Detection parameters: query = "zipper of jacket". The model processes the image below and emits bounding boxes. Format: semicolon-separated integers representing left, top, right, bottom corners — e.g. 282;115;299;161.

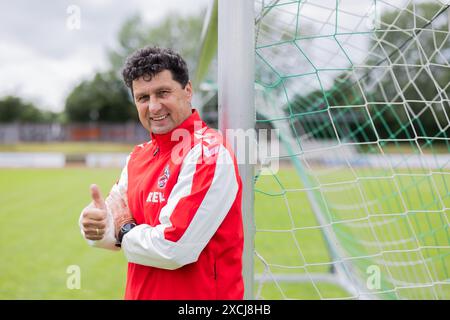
153;146;160;157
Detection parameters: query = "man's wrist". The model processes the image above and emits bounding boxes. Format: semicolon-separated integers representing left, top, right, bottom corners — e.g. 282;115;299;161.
115;217;135;238
115;221;137;247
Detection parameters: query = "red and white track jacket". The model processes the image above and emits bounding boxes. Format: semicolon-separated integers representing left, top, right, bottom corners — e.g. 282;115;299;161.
81;110;244;299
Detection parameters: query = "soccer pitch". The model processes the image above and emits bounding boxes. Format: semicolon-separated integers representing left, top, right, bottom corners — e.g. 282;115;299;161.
0;168;126;299
0;167;448;299
254;167;450;299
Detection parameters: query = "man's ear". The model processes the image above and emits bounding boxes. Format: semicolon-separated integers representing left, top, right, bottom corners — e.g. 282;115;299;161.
185;81;193;101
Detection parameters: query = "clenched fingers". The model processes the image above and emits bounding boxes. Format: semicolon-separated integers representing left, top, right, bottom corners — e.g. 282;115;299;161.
84;226;106;240
82;219;106;229
81;206;108;240
82;219;106;238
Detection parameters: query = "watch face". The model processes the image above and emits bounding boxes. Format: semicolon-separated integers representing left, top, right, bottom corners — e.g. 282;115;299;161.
122;223;135;233
119;223;136;243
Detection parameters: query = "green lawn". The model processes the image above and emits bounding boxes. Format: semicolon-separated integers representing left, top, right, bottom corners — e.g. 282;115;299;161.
254;166;450;299
0;166;448;299
0;141;447;155
0;168;126;299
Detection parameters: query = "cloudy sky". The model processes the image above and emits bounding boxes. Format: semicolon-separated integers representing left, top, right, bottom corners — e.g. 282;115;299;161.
0;0;211;111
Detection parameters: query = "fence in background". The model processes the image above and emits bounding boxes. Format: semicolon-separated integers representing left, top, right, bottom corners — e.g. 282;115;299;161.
0;123;149;143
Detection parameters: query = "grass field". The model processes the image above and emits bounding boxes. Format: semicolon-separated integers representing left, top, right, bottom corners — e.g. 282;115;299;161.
0;168;126;299
0;166;449;299
254;166;450;299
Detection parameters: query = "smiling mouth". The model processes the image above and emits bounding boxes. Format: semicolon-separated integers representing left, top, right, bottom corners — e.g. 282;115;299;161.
150;114;169;121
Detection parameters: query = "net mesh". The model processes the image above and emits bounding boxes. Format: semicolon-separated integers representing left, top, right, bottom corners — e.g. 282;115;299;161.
253;0;450;299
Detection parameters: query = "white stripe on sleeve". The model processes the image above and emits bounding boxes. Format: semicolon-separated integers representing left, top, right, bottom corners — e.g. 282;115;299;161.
121;144;239;269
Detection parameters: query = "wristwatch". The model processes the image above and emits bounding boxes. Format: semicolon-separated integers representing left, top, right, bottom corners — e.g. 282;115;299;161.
115;222;137;247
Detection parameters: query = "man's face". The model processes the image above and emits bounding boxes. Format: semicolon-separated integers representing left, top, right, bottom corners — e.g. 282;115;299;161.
132;70;193;135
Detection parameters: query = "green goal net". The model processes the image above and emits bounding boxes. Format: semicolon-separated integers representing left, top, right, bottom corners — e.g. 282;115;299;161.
253;0;450;299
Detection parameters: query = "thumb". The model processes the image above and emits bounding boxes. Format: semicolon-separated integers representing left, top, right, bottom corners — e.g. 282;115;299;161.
90;184;106;209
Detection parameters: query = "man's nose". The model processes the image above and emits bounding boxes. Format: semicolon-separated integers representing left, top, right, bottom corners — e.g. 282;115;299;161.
148;96;162;113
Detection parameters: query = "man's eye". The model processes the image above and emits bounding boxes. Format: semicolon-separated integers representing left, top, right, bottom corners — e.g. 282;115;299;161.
138;96;149;102
159;91;170;97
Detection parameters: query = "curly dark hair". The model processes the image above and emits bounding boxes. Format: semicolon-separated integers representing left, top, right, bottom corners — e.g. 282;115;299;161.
121;46;189;93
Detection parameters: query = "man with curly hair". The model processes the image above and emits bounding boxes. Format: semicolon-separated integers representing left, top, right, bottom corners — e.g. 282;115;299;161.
79;47;244;300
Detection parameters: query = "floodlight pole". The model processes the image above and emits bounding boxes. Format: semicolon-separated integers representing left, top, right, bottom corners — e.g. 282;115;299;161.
218;0;256;300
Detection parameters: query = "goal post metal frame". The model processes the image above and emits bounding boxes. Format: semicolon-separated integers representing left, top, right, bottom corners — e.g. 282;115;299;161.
218;0;256;300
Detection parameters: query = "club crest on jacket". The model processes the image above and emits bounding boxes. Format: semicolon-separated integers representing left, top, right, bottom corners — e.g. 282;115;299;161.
158;165;170;188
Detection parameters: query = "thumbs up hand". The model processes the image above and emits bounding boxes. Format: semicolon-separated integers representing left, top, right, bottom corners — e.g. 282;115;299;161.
80;184;108;241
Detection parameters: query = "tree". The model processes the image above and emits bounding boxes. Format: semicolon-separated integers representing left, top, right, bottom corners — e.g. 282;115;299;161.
65;71;136;123
365;2;450;139
108;12;205;80
287;2;450;142
0;96;57;123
